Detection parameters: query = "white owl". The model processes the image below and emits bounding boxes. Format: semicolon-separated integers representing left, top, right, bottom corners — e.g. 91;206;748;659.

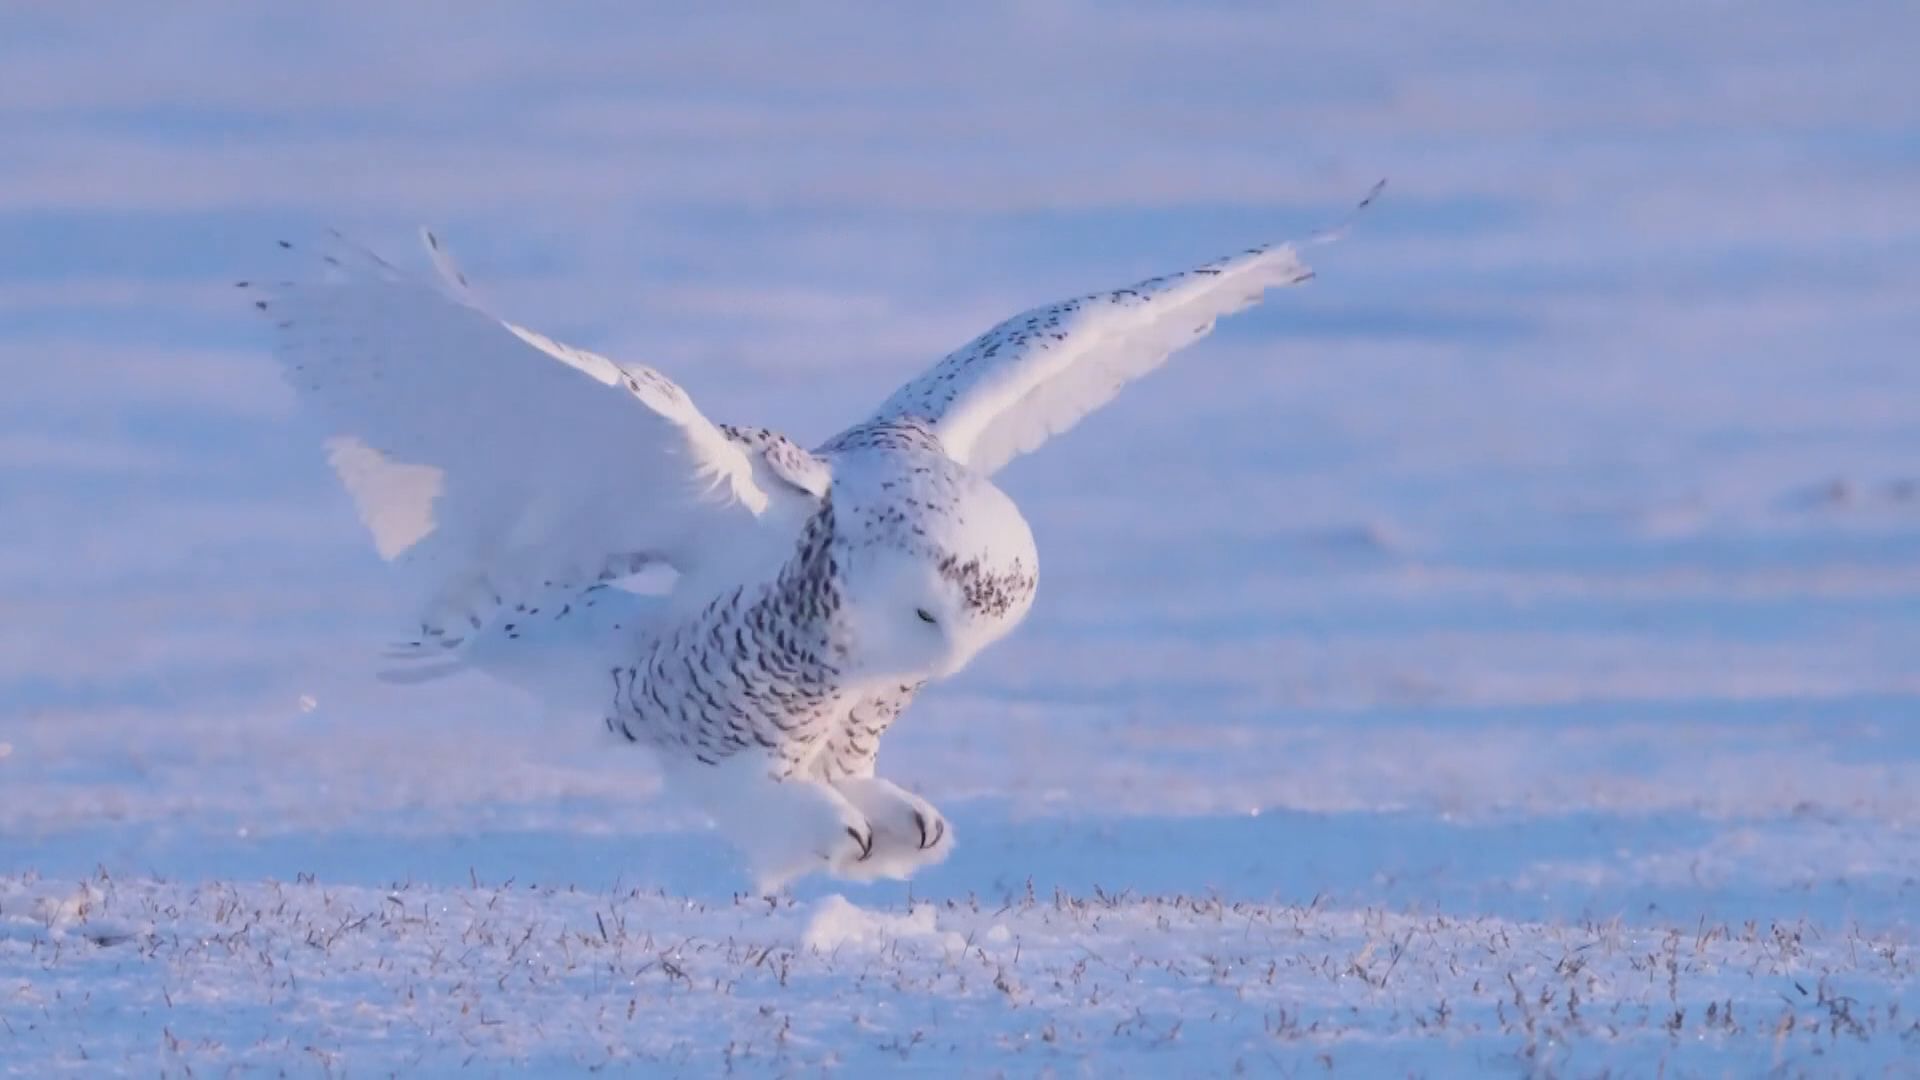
249;189;1372;890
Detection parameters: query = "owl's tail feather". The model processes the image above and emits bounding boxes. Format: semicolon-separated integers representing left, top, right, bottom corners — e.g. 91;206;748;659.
375;583;672;714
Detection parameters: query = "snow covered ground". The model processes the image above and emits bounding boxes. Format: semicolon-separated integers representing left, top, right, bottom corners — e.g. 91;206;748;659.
4;4;1919;1074
5;871;1916;1074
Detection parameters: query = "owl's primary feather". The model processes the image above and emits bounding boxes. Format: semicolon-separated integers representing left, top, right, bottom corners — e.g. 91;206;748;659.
850;241;1313;475
252;192;1367;890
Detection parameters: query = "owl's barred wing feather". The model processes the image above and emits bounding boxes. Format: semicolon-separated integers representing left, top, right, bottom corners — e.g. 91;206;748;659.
247;231;778;643
852;184;1382;474
854;244;1310;474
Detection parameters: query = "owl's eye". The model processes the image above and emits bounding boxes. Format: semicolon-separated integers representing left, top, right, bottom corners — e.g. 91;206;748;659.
915;607;938;625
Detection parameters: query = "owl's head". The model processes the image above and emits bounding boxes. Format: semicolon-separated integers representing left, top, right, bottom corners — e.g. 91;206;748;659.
826;449;1039;681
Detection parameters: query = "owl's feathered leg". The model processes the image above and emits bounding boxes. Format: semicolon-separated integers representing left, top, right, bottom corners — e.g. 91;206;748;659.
664;755;876;893
825;776;953;882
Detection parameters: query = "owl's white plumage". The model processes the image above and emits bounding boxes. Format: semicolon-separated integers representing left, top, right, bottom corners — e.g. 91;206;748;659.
250;194;1360;889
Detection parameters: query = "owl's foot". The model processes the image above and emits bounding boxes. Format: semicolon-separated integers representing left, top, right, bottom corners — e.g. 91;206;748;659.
668;756;875;893
826;776;953;882
749;780;878;892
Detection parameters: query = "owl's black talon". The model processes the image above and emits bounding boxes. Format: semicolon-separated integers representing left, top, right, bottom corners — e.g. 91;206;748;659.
909;809;945;849
847;825;873;860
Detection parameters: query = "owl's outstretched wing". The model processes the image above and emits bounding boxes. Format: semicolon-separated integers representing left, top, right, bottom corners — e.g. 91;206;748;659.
844;186;1379;475
246;230;812;646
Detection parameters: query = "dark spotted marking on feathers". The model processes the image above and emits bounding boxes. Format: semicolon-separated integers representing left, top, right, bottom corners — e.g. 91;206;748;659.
817;417;945;457
936;552;1035;620
813;681;924;781
839;242;1306;433
606;498;854;776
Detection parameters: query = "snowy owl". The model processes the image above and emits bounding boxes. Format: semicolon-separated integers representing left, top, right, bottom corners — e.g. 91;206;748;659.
247;189;1373;890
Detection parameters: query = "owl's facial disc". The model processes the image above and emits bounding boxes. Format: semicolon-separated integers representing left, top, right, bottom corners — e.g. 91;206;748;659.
823;445;1039;681
836;538;1036;682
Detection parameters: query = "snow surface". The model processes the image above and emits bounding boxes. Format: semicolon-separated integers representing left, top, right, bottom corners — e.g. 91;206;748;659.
5;873;1917;1075
4;3;1919;1075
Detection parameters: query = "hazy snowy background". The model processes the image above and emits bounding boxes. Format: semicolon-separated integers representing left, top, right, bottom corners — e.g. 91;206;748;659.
3;4;1917;1073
